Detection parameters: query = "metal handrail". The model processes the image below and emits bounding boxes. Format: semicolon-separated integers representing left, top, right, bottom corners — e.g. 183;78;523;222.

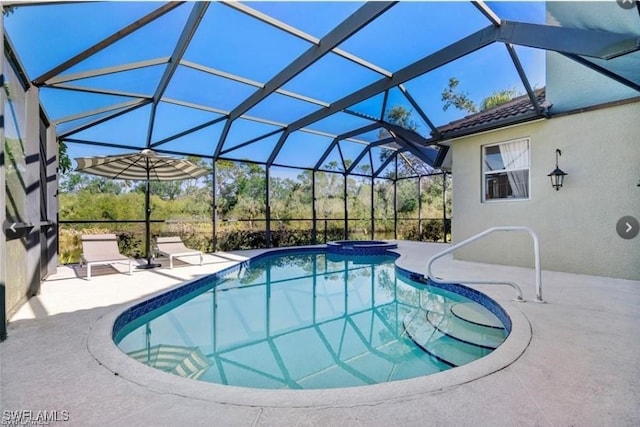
426;226;543;303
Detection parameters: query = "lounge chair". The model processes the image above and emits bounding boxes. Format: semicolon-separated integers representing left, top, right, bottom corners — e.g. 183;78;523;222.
81;234;133;280
155;236;203;269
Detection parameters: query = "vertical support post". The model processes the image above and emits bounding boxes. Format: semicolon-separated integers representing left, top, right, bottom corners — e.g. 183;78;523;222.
393;178;398;240
144;165;152;263
39;117;47;279
418;176;423;239
57;210;60;257
324;216;328;244
312;170;317;244
46;127;58;277
343;174;348;240
442;171;447;243
0;8;7;341
25;80;41;295
211;160;217;252
393;157;398;240
370;176;375;239
0;286;7;342
265;166;271;248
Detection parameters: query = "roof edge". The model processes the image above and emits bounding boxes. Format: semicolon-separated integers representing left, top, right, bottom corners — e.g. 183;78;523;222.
429;88;548;142
548;95;640;119
431;94;640;145
433;111;545;144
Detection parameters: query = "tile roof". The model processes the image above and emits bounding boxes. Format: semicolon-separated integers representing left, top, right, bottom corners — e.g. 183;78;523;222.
436;88;548;139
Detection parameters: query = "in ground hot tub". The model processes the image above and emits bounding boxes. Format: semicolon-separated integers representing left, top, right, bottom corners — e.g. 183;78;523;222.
326;240;397;255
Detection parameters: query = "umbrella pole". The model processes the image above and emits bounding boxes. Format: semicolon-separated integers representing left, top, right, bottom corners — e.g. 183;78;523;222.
137;162;161;269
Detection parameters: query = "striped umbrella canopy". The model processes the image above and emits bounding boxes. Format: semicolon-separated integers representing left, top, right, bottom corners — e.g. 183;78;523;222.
74;149;210;267
74;149;210;181
127;344;213;380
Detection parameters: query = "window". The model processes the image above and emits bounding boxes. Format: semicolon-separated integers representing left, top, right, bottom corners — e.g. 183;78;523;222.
482;139;530;201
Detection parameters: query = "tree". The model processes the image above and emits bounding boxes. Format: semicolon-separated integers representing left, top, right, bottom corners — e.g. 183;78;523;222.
315;162;344;218
376;105;419;178
441;77;520;114
356;164;371;175
215;160;243;216
134;180;182;201
58;141;72;174
377;106;438;179
238;163;266;202
59;173;125;194
183;156;211;196
441;77;477;114
385;105;418;130
83;176;124;195
375;181;394;218
480;88;518;111
59;172;84;193
231;195;263;228
346;175;370;220
396;178;418;216
215;161;264;218
270;177;306;221
397;152;435;177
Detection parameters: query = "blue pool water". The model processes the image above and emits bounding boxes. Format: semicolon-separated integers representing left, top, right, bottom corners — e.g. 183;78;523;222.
115;251;508;389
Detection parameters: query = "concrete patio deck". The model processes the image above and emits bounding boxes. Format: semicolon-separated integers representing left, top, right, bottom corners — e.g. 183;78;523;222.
1;241;639;426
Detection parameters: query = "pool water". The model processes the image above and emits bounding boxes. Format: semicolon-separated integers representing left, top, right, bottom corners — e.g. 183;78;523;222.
116;251;507;389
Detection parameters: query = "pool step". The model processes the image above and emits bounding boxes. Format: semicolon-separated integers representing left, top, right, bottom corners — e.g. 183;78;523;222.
402;311;446;364
426;310;506;349
450;302;505;329
403;305;506;367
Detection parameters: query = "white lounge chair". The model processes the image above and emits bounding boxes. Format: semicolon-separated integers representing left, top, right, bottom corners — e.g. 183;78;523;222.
81;234;133;280
155;236;203;269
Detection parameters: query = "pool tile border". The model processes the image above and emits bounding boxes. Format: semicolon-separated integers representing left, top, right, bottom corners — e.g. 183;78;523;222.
326;240;398;255
395;265;512;333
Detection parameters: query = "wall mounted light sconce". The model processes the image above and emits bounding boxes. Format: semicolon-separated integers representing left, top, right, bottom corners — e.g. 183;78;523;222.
547;149;568;191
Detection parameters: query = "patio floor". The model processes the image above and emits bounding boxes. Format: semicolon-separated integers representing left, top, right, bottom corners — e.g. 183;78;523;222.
1;241;639;426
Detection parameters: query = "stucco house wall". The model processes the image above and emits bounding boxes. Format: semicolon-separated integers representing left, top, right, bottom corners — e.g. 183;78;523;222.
545;1;640;113
450;100;640;280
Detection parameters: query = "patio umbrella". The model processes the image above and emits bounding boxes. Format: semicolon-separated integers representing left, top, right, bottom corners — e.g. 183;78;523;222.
74;149;210;268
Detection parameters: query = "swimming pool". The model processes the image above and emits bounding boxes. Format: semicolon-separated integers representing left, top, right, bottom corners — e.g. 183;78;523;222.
114;250;508;390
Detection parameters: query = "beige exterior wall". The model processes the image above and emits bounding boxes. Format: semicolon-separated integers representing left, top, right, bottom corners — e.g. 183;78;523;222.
450;100;640;280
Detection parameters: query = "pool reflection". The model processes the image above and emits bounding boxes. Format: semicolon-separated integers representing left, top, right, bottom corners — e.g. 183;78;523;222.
117;252;496;389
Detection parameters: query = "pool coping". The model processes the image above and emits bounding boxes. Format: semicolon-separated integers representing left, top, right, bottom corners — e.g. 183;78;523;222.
87;247;532;408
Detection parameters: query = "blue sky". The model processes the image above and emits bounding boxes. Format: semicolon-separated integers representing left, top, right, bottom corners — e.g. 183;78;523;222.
4;1;546;172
